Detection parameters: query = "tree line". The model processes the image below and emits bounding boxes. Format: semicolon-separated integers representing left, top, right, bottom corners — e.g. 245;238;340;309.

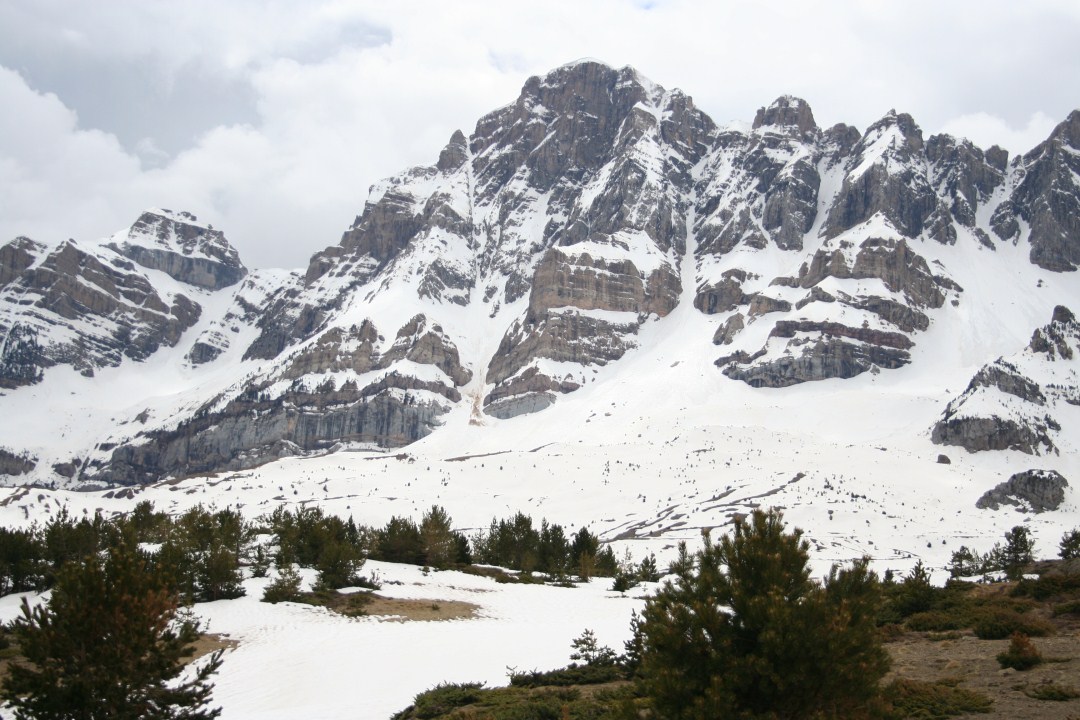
0;501;629;604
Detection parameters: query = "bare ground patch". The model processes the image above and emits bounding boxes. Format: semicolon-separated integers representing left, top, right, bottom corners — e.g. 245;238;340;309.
189;632;238;661
887;624;1080;719
297;589;480;622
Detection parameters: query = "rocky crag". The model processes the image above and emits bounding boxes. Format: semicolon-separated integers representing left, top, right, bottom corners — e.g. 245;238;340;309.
1;61;1078;485
933;306;1080;454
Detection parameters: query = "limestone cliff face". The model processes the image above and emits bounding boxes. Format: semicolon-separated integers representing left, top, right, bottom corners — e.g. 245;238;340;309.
2;61;1079;486
991;112;1080;271
246;61;717;420
87;313;471;485
108;209;247;290
0;232;205;388
471;62;713;417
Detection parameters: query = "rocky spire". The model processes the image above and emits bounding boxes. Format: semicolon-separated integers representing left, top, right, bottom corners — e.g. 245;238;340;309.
752;96;818;138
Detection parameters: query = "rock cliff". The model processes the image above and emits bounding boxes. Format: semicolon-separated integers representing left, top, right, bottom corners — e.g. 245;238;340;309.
2;60;1079;485
932;306;1080;453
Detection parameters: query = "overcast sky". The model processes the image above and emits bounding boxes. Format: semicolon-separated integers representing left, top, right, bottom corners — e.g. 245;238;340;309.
1;1;1078;269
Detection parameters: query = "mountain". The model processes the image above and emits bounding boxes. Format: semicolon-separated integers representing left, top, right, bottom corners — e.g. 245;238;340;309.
1;60;1078;494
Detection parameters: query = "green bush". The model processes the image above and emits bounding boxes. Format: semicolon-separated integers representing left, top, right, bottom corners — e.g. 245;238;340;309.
883;678;992;718
408;682;486;719
1052;600;1080;617
392;683;626;720
635;509;890;720
906;611;963;632
509;663;623;688
972;609;1053;639
262;564;303;604
1012;573;1080;601
1024;683;1080;701
996;632;1041;670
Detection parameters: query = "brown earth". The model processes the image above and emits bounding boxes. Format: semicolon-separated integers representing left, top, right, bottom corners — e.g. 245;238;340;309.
887;626;1080;719
361;594;480;622
297;588;480;622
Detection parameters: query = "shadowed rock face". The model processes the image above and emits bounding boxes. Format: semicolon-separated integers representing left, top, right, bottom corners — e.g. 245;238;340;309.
0;448;35;477
993;112;1080;271
0;237;202;388
976;469;1069;512
0;237;44;287
109;210;247;290
823;112;953;243
720;335;910;388
931;415;1058;455
95;391;449;486
88;314;471;486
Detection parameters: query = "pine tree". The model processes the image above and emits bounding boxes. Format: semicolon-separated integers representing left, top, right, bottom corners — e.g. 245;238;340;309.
1;536;222;720
315;536;364;589
947;546;984;578
635;508;889;720
377;516;424;565
262;563;303;604
570;527;599;580
1000;525;1035;580
0;526;45;595
420;505;456;569
888;560;936;618
1061;528;1080;560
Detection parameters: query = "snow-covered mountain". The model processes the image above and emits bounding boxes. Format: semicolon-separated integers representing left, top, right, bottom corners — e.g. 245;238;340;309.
1;60;1079;514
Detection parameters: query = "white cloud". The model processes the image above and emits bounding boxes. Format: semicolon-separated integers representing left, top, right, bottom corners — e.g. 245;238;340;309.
939;112;1059;157
0;1;1078;269
0;67;144;244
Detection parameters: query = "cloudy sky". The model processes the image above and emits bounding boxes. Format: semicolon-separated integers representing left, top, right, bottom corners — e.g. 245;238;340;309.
1;1;1078;269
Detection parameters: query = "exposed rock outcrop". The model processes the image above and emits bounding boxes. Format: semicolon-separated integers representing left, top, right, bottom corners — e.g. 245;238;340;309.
991;111;1080;271
721;335;909;388
88;314;470;485
107;209;247;290
976;469;1069;512
0;448;36;477
823;111;953;243
932;306;1079;454
0;235;205;387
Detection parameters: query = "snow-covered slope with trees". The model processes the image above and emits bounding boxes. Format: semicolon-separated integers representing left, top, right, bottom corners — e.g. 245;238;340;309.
0;61;1077;562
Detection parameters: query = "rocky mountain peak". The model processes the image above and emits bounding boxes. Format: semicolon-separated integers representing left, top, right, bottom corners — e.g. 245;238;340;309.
752;95;818;138
1029;304;1078;360
521;60;649;115
0;237;47;287
1050;109;1080;148
998;109;1080;271
3;62;1080;487
128;209;230;256
985;145;1009;173
108;209;247;290
1052;305;1076;325
436;130;469;172
863;109;925;155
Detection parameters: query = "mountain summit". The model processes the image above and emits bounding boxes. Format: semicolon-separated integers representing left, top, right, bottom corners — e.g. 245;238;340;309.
1;61;1078;487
